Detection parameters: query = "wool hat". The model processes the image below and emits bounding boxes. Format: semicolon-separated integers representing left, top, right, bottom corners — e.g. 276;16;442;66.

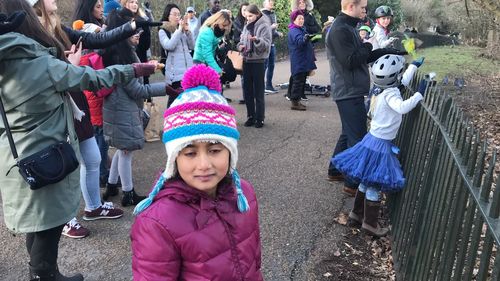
25;0;39;6
104;0;121;17
290;9;304;23
187;6;195;13
133;64;249;215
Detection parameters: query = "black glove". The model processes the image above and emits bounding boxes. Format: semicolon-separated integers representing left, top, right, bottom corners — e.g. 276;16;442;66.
135;20;162;28
0;11;26;35
417;79;428;96
304;34;314;41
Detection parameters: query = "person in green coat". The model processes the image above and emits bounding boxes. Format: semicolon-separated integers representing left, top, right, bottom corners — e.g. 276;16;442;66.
0;2;156;280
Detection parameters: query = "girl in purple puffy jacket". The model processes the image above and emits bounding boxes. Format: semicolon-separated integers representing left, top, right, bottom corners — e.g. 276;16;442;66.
131;64;264;281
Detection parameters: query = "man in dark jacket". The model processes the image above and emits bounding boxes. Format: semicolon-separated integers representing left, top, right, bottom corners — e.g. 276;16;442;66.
326;0;404;195
194;0;221;36
262;0;282;94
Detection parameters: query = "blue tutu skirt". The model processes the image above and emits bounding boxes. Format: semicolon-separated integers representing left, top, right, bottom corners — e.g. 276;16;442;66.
331;133;405;192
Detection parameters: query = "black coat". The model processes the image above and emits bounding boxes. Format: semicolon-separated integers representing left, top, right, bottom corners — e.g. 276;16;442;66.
62;22;135;49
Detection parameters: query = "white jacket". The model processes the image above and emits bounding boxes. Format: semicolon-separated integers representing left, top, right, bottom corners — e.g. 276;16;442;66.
370;64;423;140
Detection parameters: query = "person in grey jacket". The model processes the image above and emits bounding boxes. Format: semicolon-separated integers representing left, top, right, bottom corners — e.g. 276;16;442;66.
237;4;272;128
159;3;194;107
101;8;178;207
261;0;282;93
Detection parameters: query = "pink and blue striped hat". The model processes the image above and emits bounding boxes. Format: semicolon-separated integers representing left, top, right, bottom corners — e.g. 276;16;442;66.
134;64;248;214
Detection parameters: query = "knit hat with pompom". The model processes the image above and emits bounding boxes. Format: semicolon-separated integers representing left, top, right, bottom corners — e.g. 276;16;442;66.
134;64;249;215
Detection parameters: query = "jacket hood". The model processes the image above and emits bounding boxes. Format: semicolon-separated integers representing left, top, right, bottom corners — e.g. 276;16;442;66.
291;0;314;11
0;32;57;62
254;13;270;28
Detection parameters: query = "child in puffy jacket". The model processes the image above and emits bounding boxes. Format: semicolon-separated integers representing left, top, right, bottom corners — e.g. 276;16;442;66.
332;55;427;238
131;64;264;281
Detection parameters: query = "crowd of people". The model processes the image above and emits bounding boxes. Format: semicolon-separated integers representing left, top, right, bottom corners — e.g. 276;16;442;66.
0;0;429;280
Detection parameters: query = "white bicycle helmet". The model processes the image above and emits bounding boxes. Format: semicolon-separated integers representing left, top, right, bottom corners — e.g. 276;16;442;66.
371;54;405;88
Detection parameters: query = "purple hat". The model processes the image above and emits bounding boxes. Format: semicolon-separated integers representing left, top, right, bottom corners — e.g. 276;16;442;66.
290;9;304;23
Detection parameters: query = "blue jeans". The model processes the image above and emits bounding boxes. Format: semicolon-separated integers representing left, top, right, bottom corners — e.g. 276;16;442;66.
79;137;102;210
94;126;109;180
264;44;276;89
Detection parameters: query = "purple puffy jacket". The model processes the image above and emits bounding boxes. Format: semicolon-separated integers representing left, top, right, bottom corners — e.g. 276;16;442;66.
131;179;264;281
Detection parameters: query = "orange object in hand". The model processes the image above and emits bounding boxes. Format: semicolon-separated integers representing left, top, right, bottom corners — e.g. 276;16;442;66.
72;20;85;30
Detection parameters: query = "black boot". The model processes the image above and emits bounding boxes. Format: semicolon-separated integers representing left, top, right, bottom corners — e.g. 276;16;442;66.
102;182;119;201
121;189;146;207
29;264;83;281
348;190;365;227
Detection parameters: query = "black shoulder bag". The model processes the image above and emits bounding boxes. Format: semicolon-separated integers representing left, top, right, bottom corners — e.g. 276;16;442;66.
0;89;79;190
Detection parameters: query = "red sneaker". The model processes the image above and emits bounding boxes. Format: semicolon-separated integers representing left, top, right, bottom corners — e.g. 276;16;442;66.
83;202;124;221
62;218;90;239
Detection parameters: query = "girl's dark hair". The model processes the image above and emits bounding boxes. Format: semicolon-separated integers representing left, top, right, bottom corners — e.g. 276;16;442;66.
160;3;180;22
102;8;138;66
245;4;261;16
73;0;104;26
0;0;66;60
236;2;249;23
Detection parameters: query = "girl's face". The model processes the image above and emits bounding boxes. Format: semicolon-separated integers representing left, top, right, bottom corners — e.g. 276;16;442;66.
359;30;368;39
92;0;104;21
246;12;258;23
125;0;139;13
298;0;306;10
43;0;58;14
294;15;304;27
240;5;248;18
378;16;391;28
176;142;230;198
168;7;181;24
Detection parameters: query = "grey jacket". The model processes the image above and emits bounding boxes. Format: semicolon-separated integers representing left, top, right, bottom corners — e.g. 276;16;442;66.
238;15;272;62
159;28;194;84
103;78;166;151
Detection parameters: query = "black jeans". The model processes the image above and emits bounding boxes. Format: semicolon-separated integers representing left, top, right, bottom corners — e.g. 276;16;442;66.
328;97;367;188
26;224;65;271
287;72;308;101
243;61;266;121
167;81;182;108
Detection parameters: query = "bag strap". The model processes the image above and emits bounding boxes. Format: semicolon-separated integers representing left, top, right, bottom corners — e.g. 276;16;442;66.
0;88;19;160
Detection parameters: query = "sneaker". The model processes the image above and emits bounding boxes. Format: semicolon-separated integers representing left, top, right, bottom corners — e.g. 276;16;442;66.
83;202;124;221
62;218;90;239
285;95;291;101
255;120;264;128
244;118;255;127
301;96;309;101
238;99;246;104
265;87;278;94
225;97;233;103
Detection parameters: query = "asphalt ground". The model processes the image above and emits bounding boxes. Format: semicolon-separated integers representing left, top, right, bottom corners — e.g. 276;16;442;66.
0;50;349;280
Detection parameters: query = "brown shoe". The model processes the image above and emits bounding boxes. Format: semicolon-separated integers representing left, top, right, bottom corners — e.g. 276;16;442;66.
342;186;357;197
327;174;344;182
291;100;306;111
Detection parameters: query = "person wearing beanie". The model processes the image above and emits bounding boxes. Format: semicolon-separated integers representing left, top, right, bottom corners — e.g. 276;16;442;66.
287;9;316;111
101;8;181;207
104;0;121;18
131;64;263;281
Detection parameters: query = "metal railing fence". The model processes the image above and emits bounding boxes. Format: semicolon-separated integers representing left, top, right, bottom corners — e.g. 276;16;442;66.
390;73;500;281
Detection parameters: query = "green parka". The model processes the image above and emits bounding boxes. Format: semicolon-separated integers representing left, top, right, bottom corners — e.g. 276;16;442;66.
0;32;135;233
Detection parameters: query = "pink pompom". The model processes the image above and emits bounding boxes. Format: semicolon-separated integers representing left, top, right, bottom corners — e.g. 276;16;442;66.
181;64;222;92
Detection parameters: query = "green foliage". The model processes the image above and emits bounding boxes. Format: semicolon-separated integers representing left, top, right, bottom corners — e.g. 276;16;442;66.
368;0;402;31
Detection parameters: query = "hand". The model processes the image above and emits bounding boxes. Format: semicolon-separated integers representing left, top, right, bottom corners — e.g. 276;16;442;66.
66;41;83;66
388;37;398;43
411;57;425;68
248;35;256;41
271;23;278;29
304;34;313;41
277;31;283;37
417;79;428;95
0;11;26;35
166;85;182;97
132;63;156;77
238;45;245;52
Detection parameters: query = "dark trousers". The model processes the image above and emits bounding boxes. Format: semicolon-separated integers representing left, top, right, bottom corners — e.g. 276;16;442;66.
287;72;308;101
243;62;266;121
26;224;65;271
328;97;367;188
94;125;109;179
264;45;276;88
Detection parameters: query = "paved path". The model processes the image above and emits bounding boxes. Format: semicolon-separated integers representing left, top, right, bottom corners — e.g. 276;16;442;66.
0;50;347;280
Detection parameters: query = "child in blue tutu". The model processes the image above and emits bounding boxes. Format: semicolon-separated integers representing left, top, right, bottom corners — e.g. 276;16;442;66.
332;54;427;237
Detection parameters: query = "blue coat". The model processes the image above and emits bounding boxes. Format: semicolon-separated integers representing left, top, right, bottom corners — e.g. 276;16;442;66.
288;26;317;76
